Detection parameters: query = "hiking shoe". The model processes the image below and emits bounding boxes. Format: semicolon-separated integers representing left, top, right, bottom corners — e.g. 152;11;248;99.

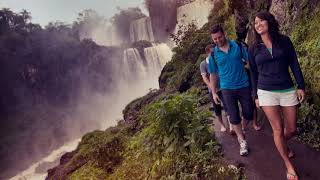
239;139;249;156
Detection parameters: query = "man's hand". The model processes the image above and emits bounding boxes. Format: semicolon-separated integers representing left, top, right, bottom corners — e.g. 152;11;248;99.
297;89;305;103
212;92;221;104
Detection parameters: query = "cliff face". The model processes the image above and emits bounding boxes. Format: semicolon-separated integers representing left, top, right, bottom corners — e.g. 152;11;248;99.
47;0;320;179
145;0;178;42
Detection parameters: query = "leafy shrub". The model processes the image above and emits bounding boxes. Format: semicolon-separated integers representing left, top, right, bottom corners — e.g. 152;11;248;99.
289;6;320;150
135;92;213;154
167;63;197;92
291;8;320;58
68;162;108;180
110;91;244;179
297;102;320;150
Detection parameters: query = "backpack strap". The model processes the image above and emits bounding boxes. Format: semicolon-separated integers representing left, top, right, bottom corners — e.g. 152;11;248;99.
210;48;219;71
236;40;248;63
210;48;217;64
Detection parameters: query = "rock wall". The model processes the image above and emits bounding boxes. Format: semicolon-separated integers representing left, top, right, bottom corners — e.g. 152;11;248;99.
176;0;214;29
129;17;155;43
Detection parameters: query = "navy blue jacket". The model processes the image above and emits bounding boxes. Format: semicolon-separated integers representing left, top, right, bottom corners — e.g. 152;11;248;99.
248;35;305;97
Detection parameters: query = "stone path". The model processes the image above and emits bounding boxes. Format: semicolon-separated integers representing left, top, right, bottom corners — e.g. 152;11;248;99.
212;112;320;180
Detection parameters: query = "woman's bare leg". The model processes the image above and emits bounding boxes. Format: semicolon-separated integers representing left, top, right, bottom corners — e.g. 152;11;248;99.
282;106;297;140
282;106;297;158
262;106;297;176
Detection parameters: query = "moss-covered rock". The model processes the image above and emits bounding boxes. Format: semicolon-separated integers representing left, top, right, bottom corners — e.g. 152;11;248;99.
122;89;164;125
46;123;133;180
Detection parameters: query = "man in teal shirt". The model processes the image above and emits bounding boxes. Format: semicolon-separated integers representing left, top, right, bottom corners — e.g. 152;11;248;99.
208;25;254;156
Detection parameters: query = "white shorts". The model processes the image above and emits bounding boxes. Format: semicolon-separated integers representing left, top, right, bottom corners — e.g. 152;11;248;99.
257;89;299;107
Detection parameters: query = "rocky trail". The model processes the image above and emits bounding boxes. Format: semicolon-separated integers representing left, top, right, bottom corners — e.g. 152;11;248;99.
212;112;320;180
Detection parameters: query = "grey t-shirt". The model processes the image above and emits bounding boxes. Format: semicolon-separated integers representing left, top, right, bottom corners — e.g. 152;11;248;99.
199;56;220;90
200;58;209;79
200;57;211;91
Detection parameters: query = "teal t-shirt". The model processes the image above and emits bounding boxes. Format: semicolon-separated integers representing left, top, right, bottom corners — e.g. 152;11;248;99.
267;47;272;56
208;40;249;89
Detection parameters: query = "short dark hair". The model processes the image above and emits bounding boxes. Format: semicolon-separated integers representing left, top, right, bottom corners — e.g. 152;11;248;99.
205;44;214;53
210;24;224;34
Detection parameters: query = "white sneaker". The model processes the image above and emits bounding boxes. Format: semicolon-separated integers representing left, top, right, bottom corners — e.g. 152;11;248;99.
239;139;249;156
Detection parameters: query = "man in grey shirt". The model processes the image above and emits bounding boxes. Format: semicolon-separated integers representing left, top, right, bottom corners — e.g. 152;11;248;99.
200;44;231;132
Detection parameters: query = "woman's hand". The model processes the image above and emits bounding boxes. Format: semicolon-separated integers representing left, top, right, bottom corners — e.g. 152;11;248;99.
297;89;305;103
255;98;260;108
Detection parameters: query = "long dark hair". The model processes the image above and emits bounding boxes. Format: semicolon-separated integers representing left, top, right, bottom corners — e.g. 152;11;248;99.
253;11;281;46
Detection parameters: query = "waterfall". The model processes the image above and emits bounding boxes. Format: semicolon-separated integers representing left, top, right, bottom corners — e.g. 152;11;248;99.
122;48;147;81
176;0;213;28
142;43;173;89
118;43;172;95
144;43;172;72
129;17;155;42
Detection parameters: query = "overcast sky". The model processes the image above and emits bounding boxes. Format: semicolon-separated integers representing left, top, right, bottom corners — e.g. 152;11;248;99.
0;0;147;26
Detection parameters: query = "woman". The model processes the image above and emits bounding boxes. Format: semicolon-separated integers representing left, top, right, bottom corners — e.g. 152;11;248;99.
248;11;305;180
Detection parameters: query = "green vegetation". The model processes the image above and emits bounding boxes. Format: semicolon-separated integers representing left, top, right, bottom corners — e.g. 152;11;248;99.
69;162;109;180
290;7;320;59
289;7;320;150
47;123;133;180
109;90;244;179
52;90;244;179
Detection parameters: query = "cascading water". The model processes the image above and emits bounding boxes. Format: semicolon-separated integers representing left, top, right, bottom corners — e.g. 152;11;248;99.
117;44;172;103
129;17;155;42
144;43;172;73
122;48;147;81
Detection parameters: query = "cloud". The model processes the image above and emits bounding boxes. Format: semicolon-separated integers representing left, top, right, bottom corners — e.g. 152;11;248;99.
0;1;9;8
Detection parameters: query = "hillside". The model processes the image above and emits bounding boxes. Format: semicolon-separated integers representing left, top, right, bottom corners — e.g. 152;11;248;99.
46;0;320;179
